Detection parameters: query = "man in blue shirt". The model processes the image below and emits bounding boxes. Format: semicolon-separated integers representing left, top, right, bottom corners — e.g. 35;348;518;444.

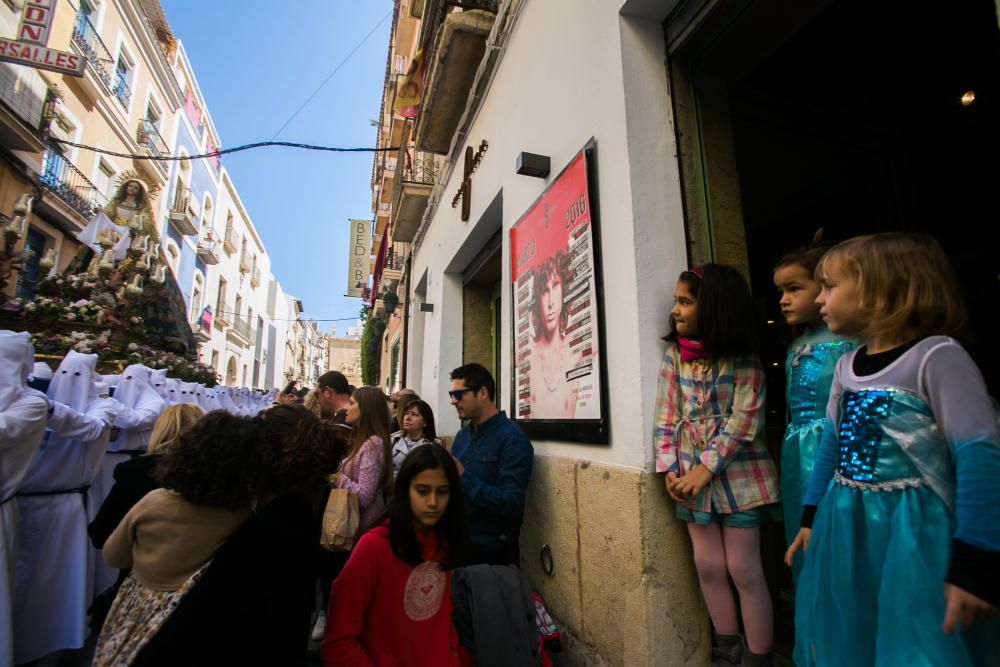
449;363;534;566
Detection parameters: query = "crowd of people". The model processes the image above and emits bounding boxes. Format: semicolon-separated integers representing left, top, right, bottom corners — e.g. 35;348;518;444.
0;348;535;666
1;231;997;667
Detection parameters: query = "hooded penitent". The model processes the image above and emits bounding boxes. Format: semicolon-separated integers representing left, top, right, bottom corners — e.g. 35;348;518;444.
0;331;49;667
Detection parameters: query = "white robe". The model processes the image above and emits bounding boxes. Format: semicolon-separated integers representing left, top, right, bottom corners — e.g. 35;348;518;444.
94;366;164;595
0;332;48;667
12;352;115;664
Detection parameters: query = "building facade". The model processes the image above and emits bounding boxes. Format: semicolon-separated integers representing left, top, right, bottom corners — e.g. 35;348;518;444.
369;0;1000;664
1;0;305;391
2;0;182;292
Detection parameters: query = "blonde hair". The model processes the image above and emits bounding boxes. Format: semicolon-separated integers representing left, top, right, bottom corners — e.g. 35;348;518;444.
816;233;966;342
147;404;204;455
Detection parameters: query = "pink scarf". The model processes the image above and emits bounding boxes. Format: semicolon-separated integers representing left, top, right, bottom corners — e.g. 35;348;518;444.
677;336;709;363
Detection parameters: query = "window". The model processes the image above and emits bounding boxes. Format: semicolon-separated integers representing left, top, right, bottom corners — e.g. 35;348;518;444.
113;50;134;108
211;350;219;371
216;277;227;318
144;99;161;129
234;295;243;320
201;196;213;232
94;159;116;201
191;274;203;324
165;243;179;273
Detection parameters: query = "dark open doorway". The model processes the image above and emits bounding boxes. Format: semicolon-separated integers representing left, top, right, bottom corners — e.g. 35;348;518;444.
668;0;1000;660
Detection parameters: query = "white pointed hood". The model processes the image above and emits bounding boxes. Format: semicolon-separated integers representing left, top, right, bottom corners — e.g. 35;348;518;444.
47;350;98;411
0;330;34;412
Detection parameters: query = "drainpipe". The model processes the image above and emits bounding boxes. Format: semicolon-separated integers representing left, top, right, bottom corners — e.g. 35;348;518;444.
400;253;412;387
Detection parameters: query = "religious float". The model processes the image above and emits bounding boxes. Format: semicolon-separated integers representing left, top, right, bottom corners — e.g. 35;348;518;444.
0;173;216;384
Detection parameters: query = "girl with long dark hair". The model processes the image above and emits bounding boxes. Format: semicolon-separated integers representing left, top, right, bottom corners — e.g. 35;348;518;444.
322;445;469;666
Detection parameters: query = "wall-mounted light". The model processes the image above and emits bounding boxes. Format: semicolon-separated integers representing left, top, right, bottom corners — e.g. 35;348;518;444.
516;152;551;178
961;90;976;106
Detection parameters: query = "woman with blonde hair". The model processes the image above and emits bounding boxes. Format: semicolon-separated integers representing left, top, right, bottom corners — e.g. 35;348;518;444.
89;404;204;569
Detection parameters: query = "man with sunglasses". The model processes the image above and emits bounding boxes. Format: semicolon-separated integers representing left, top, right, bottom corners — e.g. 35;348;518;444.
449;363;534;566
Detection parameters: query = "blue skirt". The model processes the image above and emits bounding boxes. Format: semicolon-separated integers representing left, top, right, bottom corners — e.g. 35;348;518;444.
781;419;825;585
795;481;1000;666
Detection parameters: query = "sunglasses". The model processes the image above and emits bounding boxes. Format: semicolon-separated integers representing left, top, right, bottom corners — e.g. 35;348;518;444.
448;387;476;401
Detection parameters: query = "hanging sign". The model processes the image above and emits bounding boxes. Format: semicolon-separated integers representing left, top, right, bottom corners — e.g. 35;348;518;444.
0;0;85;76
346;218;371;298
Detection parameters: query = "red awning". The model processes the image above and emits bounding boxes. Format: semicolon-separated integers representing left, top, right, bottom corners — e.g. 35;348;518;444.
369;224;388;307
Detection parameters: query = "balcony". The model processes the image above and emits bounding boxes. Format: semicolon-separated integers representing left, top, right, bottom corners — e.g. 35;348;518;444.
238;250;251;274
251;266;261;288
39;145;109;223
414;7;497;154
197;231;219;265
191;317;212;343
214;307;231;329
223;225;237;255
228;316;253;346
391;150;439;242
375;202;390;235
382;248;405;283
70;11;114;99
137;119;169;177
0;63;47;153
167;183;197;235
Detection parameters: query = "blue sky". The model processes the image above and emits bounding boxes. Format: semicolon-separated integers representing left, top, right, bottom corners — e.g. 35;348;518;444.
160;0;393;334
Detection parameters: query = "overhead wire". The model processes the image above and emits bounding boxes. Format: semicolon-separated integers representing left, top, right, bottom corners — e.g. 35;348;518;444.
48;138;398;162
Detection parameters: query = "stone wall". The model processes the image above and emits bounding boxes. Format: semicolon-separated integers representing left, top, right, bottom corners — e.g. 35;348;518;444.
520;453;710;666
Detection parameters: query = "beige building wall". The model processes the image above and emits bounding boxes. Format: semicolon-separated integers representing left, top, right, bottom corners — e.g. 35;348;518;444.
401;1;710;664
1;0;182;293
327;335;362;387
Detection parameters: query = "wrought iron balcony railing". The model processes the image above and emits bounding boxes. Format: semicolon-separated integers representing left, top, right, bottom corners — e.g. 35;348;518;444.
40;145;109;221
71;11;113;87
385;253;405;272
401;151;439;185
137;119;169;159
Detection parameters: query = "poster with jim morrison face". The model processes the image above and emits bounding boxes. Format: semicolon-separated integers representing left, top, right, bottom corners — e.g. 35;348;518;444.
510;149;601;422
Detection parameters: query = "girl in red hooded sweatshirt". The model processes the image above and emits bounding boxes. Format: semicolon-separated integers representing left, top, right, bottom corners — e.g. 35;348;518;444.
322;443;470;666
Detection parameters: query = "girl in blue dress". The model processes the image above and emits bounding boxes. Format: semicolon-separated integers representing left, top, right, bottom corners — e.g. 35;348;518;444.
785;233;1000;666
773;242;855;584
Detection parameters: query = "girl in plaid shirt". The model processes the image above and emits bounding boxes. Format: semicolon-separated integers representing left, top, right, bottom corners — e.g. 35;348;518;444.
653;264;780;667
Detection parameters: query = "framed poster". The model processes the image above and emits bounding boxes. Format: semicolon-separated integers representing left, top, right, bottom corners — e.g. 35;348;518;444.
509;139;609;443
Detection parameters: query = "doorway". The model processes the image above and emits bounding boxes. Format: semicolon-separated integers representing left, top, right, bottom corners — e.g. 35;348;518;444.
462;230;502;406
668;0;1000;659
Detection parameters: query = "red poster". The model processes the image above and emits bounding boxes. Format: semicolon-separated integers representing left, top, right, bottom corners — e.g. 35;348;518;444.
510;150;601;422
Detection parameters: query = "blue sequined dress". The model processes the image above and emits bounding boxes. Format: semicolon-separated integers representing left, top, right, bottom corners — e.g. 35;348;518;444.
781;328;854;583
795;387;999;666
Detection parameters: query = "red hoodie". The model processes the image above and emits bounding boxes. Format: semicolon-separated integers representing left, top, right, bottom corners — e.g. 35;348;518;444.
322;523;463;667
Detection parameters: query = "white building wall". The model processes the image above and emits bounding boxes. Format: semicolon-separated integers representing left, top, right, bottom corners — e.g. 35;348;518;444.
409;0;687;469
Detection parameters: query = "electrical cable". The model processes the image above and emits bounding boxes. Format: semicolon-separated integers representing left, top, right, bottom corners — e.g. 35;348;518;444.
270;8;392;141
48;138;398;162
